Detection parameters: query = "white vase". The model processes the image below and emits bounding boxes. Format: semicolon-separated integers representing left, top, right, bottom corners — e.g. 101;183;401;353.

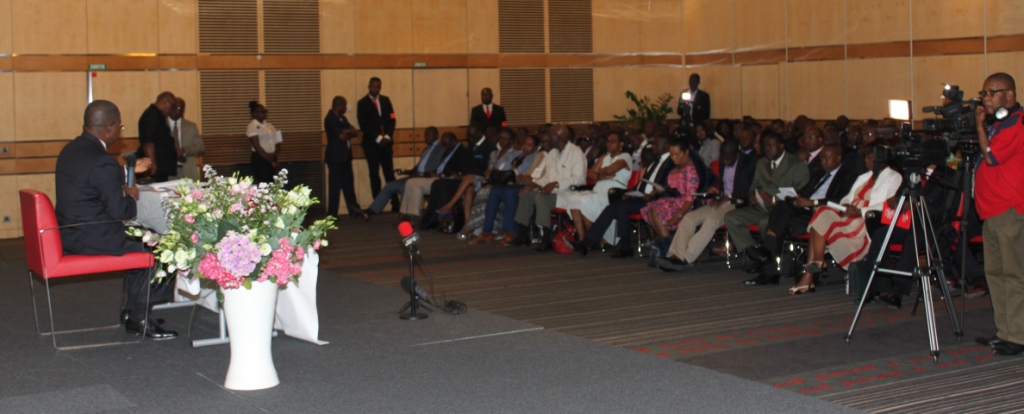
222;280;281;390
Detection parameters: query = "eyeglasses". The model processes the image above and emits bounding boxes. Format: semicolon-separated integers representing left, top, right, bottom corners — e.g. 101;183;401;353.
979;88;1012;98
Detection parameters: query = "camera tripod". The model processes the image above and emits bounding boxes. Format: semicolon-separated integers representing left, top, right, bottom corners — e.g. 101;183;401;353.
844;171;963;361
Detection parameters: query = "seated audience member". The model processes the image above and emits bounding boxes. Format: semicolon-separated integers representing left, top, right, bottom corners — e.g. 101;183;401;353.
725;132;810;274
362;127;445;219
743;145;857;283
571;136;674;257
714;119;733;142
512;124;586;251
800;126;825;177
791;144;901;295
658;140;756;271
737;126;757;156
400;132;468;225
471;134;543;245
57;100;176;339
437;129;518;238
640;138;701;239
421;125;496;230
460;130;526;234
769;119;786;135
844;125;877;174
696;121;720;164
565;132;632;242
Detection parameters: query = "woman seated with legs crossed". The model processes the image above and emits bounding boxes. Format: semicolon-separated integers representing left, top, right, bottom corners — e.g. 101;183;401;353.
794;145;901;295
564;132;632;242
641;138;701;239
438;130;519;240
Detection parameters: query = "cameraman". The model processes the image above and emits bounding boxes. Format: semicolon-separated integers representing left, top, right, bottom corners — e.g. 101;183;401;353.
973;72;1024;356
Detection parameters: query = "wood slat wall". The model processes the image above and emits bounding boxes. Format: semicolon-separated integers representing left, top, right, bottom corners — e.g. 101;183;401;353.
199;70;260;166
263;0;320;53
265;70;322;163
499;68;547;126
548;0;592;53
197;0;259;53
498;0;545;53
550;68;593;123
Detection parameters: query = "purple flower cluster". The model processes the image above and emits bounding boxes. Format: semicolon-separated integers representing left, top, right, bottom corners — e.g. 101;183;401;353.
214;231;263;277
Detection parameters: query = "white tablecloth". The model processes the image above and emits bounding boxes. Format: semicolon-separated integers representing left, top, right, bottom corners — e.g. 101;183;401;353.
136;182;327;345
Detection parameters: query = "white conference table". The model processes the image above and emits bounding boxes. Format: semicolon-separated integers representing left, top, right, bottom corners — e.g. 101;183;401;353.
135;180;328;347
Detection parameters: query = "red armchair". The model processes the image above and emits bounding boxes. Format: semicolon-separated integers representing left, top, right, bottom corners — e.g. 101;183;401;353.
20;189;154;350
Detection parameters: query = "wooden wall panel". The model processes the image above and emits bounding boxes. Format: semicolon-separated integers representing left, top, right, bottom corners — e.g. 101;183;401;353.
593;67;641;121
592;0;639;54
987;0;1024;37
468;69;501;121
412;0;468;54
320;0;355;54
986;52;1024;92
740;64;781;119
467;0;499;53
87;0;160;54
0;175;20;238
640;0;683;54
12;0;88;54
787;0;845;47
413;69;469;128
787;60;845;119
354;0;413;54
14;72;87;141
0;0;11;54
92;71;161;139
911;0;983;41
686;65;740;119
321;69;359;119
912;54;985;121
160;70;201;131
683;0;732;54
637;67;683;120
733;0;785;51
159;0;198;54
354;69;413;129
846;0;910;45
0;73;13;142
847;57;911;120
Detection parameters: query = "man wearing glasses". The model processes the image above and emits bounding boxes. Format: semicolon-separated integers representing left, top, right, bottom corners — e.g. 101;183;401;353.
973;72;1024;356
135;91;178;182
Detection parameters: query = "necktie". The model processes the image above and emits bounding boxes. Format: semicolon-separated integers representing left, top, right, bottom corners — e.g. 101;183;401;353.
812;171;831;193
485;105;491;119
373;97;385;135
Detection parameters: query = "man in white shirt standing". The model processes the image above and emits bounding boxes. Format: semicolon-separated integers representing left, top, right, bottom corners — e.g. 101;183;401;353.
513;124;586;252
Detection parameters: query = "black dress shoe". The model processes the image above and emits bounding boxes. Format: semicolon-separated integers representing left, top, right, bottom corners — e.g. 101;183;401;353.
977;335;1007;347
877;292;902;309
609;249;634;258
535;241;552;252
571;241;589;256
656;257;691;272
120;309;132;325
125;318;178;340
745;245;771;263
419;220;439;231
743;274;780;286
993;341;1024;356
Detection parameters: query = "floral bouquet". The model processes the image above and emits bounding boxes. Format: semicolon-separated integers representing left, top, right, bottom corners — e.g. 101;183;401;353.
130;165;336;290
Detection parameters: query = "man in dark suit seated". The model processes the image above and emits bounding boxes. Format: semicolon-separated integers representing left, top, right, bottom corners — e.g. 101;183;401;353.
677;73;711;125
744;145;857;284
420;125;496;229
361;127;445;219
657;139;756;271
470;87;507;131
399;132;469;225
571;135;674;257
55;100;177;339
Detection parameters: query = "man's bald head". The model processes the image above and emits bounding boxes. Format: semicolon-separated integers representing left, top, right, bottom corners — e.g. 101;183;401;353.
155;91;176;116
83;100;122;145
549;124;570;150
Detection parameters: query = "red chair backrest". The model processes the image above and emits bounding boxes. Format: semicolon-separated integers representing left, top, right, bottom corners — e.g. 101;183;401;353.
626;170;642;189
20;190;63;278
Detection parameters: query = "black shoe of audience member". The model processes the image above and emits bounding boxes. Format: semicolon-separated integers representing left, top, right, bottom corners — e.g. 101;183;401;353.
977;335;1007;347
993;341;1024;356
877;292;902;309
535;227;552;252
390;203;401;213
609;248;634;258
656;257;691;272
125;318;178;340
120;309;132;325
745;245;772;263
359;209;374;221
743;273;780;286
571;241;589;256
418;219;439;231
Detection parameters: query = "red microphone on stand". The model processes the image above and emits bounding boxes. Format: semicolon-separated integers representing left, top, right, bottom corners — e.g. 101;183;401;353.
397;221;427;320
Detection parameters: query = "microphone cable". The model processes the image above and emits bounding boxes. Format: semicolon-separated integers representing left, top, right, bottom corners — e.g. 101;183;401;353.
413;254;467;315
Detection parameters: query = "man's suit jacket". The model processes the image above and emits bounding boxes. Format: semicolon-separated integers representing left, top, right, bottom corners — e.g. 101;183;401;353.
750;152;810;200
717;151;757;205
806;151;823;178
324;111;353;163
798;165;857;204
678;89;711;123
439;145;471;176
412;141;445;177
470;104;507;130
135;104;176;177
356;94;396;148
56;133;136;255
467;139;497;177
177;118;204;181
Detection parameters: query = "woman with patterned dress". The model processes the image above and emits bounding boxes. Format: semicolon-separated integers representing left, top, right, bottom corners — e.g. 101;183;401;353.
640;139;701;239
793;148;902;295
565;132;632;241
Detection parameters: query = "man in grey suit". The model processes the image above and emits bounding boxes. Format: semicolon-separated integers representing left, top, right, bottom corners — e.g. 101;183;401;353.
724;132;809;285
169;98;205;180
360;126;446;219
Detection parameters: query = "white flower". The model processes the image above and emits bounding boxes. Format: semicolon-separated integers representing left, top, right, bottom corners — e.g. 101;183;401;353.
228;177;238;185
287;205;298;215
188;250;197;260
259;243;272;256
159;250;174;263
274;217;285;229
184;195;193;203
156;270;167;278
174;250;188;263
321;239;329;247
167;264;177;273
198;204;209;213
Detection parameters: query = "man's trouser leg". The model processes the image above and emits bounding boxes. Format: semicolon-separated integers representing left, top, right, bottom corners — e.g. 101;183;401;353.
985;210;1024;344
669;203;735;263
400;178;435;216
725;205;770;254
369;178;407;214
534;193;558;228
515;190;539;226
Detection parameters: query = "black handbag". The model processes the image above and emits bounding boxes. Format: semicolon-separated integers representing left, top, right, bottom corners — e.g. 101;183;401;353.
488;170;516;186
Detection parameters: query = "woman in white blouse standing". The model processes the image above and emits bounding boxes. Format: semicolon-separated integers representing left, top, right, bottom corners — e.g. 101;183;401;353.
247;101;281;184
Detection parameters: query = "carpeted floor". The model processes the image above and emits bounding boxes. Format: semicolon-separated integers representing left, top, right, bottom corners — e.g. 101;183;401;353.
0;213;1019;413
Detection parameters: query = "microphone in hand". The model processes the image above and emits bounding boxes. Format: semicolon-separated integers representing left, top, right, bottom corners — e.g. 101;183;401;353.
123;152;137;187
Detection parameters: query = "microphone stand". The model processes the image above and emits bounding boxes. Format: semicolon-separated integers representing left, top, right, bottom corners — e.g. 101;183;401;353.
398;238;428;321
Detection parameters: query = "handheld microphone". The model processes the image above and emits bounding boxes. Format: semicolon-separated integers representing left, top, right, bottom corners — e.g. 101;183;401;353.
398;221;420;253
123;152;137;187
400;276;429;300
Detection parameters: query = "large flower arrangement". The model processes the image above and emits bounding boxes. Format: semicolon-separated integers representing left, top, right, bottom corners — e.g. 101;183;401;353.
131;166;335;290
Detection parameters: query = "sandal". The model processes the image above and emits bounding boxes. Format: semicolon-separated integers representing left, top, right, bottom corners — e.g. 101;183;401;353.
788;284;817;295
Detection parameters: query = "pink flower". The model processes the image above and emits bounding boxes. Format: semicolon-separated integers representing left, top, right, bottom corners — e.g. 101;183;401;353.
313;239;321;250
185;214;195;223
191;190;204;200
191;231;199;244
198;253;242;289
229;203;243;214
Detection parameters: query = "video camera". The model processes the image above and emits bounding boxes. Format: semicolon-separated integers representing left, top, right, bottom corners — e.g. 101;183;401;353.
874;85;976;171
921;84;981;144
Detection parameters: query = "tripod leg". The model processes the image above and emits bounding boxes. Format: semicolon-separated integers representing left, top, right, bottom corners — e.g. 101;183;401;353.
911;196;941;361
920;195;964;338
846;196;908;344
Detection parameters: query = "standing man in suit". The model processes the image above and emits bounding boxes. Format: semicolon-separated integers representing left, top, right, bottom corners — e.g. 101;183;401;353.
678;73;711;125
361;127;445;219
469;87;507;130
56;100;176;339
724;132;810;278
357;77;399;212
743;145;856;284
325;96;361;218
659;140;756;270
168;98;205;181
136;91;177;182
